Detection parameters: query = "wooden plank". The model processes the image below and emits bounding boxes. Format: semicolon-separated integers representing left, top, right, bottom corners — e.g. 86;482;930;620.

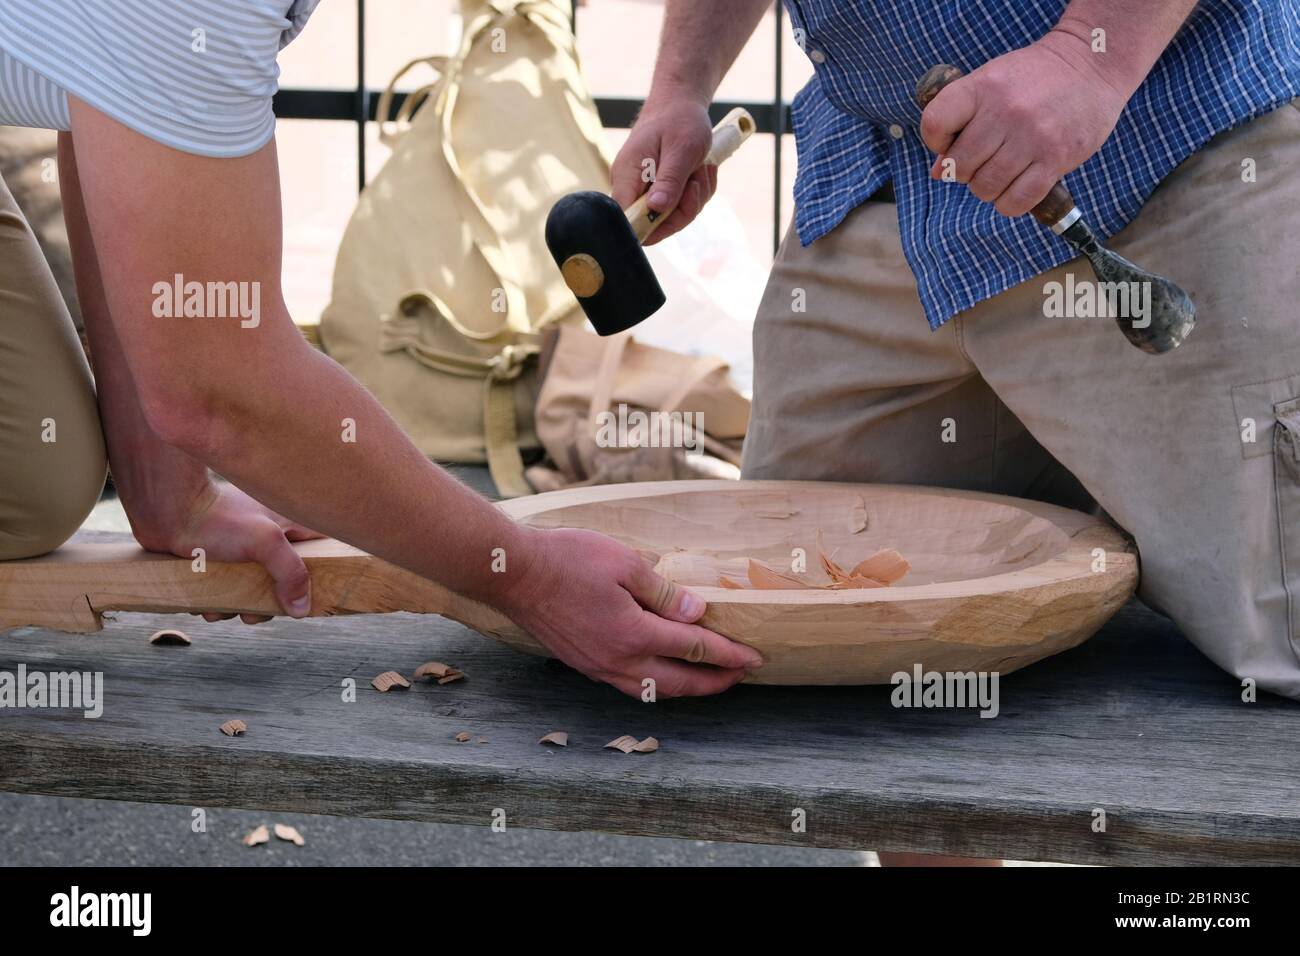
1;567;1297;865
0;536;513;640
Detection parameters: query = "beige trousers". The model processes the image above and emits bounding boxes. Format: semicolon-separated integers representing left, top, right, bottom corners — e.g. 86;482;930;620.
0;172;106;560
744;101;1300;700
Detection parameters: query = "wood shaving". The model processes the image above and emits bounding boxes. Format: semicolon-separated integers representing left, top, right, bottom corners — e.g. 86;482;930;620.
817;529;850;584
712;532;909;591
477;737;488;744
149;628;191;646
414;661;465;684
539;731;568;747
455;731;472;742
849;548;910;584
273;823;305;846
606;735;657;754
371;671;411;692
752;509;800;519
746;559;814;589
242;825;269;847
219;719;246;737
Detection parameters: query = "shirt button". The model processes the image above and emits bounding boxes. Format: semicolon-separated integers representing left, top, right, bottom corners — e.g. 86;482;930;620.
809;48;826;64
888;124;905;139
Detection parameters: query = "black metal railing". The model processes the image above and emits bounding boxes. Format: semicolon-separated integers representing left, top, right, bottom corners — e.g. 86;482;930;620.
271;0;793;253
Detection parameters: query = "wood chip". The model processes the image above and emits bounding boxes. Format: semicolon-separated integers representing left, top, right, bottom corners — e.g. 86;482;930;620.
817;529;851;584
273;823;305;846
414;661;465;684
149;628;191;646
219;719;246;737
455;731;472;742
606;735;658;754
539;731;568;747
371;671;411;692
849;548;910;585
668;530;909;593
746;559;814;589
477;737;488;744
242;824;269;847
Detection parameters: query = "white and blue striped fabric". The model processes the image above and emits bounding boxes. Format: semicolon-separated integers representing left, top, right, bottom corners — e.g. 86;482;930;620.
0;0;320;158
784;0;1300;328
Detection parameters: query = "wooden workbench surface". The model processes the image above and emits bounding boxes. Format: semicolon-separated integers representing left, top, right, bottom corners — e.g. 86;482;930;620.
2;542;1296;865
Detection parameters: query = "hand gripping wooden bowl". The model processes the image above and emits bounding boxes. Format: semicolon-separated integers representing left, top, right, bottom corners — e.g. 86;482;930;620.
0;480;1136;686
496;480;1138;685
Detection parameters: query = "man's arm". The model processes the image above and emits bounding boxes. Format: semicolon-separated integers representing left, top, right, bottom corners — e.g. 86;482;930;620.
610;0;771;242
60;131;317;623
63;98;762;696
921;0;1200;217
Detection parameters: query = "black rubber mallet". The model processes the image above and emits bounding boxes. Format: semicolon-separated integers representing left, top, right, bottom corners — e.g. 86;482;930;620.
545;108;756;336
916;64;1196;354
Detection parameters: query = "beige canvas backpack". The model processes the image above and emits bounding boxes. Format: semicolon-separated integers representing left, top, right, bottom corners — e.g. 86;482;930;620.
319;0;610;497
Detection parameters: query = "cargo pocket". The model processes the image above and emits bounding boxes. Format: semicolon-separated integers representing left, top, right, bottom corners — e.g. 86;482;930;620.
1274;399;1300;657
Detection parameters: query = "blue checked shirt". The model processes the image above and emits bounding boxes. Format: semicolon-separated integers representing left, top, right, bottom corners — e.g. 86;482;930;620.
784;0;1300;328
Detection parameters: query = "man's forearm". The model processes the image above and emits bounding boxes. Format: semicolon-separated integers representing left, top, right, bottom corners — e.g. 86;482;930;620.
1048;0;1199;97
646;0;771;105
58;132;211;551
67;101;538;613
172;334;538;611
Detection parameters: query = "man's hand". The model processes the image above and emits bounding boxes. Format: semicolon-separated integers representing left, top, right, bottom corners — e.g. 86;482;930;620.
157;483;323;624
919;30;1132;217
499;528;763;698
611;96;718;245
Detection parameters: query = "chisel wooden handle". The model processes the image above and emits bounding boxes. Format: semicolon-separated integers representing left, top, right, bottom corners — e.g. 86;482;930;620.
625;107;756;243
915;64;1080;232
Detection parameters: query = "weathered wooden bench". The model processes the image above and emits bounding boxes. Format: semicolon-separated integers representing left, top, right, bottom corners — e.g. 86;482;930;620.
1;473;1297;866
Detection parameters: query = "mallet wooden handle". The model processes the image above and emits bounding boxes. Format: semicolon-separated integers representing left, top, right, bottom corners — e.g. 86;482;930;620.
915;64;1080;233
625;107;756;243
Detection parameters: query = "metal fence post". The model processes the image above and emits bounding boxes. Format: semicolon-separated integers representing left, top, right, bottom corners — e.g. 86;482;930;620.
356;0;368;192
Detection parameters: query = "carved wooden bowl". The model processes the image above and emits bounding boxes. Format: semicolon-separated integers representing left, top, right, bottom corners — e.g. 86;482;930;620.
498;480;1138;685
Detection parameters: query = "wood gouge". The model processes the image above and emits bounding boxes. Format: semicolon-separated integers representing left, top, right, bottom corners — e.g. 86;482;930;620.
916;63;1196;355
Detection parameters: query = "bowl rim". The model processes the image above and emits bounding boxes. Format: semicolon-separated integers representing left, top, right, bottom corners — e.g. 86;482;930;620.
499;479;1137;605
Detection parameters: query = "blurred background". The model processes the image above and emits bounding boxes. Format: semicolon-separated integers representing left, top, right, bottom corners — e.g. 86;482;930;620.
274;0;810;328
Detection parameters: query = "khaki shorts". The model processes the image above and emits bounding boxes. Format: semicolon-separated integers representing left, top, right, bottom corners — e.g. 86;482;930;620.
744;101;1300;699
0;170;105;560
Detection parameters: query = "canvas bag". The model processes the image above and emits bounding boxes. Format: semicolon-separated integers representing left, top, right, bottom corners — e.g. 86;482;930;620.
526;324;751;492
318;0;611;497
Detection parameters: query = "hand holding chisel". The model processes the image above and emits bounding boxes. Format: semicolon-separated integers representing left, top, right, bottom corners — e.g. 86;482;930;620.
916;64;1195;354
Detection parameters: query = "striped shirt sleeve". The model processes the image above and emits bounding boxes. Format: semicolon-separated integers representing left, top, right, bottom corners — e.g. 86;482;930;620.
0;0;320;157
